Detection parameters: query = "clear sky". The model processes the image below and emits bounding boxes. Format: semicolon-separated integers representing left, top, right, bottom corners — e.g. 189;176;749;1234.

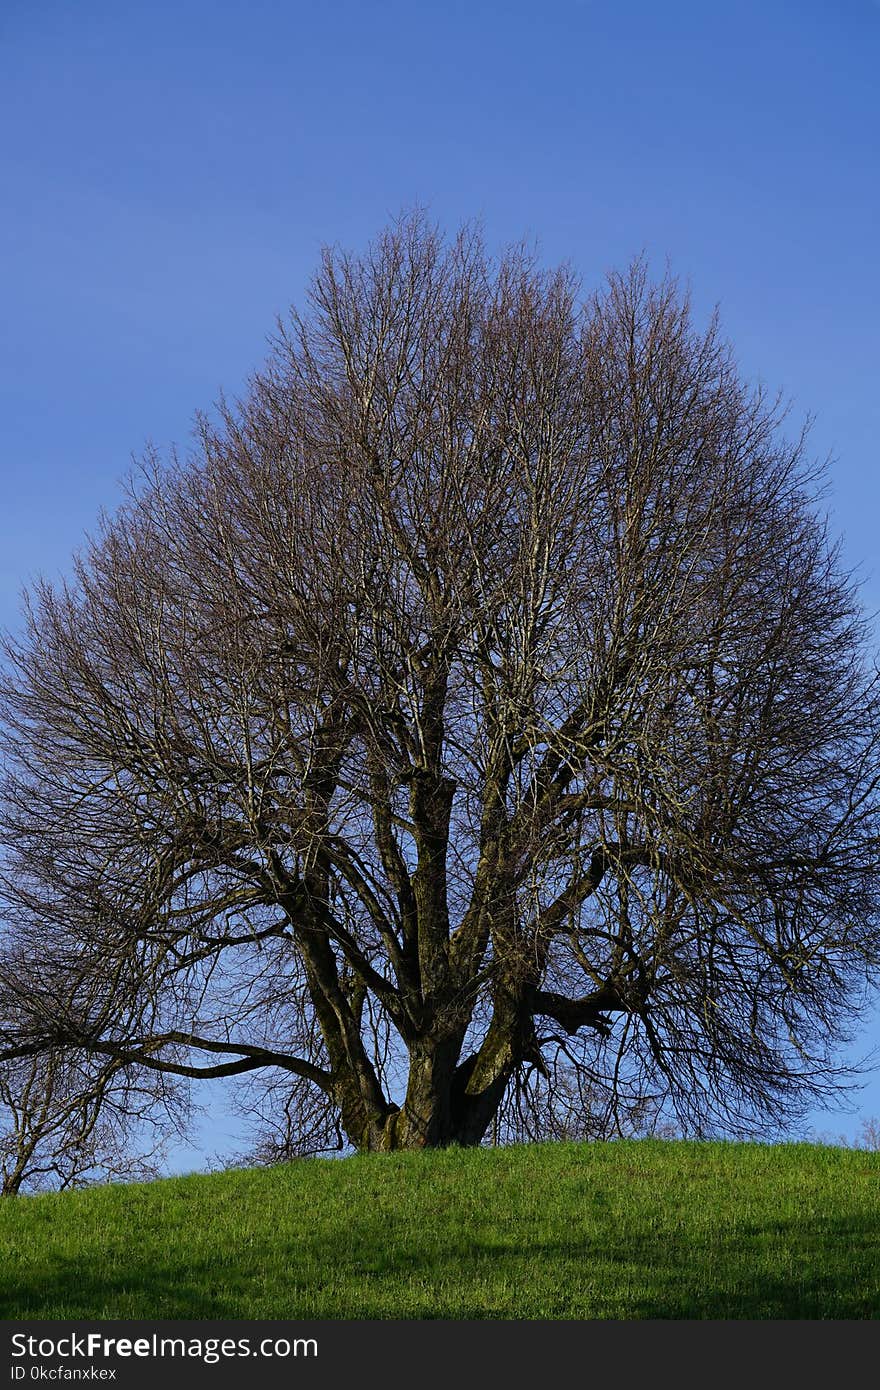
2;0;879;1169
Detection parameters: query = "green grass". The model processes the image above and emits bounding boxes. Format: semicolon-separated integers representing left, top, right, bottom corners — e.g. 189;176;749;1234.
2;1140;879;1319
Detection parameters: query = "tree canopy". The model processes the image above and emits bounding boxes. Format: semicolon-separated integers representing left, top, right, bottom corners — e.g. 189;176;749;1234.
2;214;880;1164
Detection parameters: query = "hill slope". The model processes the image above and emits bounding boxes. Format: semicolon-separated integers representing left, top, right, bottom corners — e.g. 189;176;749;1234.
2;1140;878;1319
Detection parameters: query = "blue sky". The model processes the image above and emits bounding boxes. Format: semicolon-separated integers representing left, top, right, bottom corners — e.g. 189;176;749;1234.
1;0;879;1168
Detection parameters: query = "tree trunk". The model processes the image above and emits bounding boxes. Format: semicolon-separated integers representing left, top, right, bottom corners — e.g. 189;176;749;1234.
339;1022;521;1152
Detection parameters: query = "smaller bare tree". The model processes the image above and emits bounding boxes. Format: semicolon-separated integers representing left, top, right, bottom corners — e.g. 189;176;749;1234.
0;1046;189;1195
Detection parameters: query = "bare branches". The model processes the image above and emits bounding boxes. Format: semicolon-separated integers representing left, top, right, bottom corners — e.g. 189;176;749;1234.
0;1048;188;1196
2;214;879;1165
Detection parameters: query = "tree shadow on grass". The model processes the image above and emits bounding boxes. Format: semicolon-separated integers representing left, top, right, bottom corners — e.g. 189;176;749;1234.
3;1213;878;1320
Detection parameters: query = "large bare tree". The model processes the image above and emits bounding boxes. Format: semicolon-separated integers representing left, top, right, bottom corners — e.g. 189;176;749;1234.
2;215;879;1159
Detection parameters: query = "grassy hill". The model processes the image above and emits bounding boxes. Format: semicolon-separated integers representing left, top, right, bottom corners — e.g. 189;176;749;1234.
2;1139;879;1319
